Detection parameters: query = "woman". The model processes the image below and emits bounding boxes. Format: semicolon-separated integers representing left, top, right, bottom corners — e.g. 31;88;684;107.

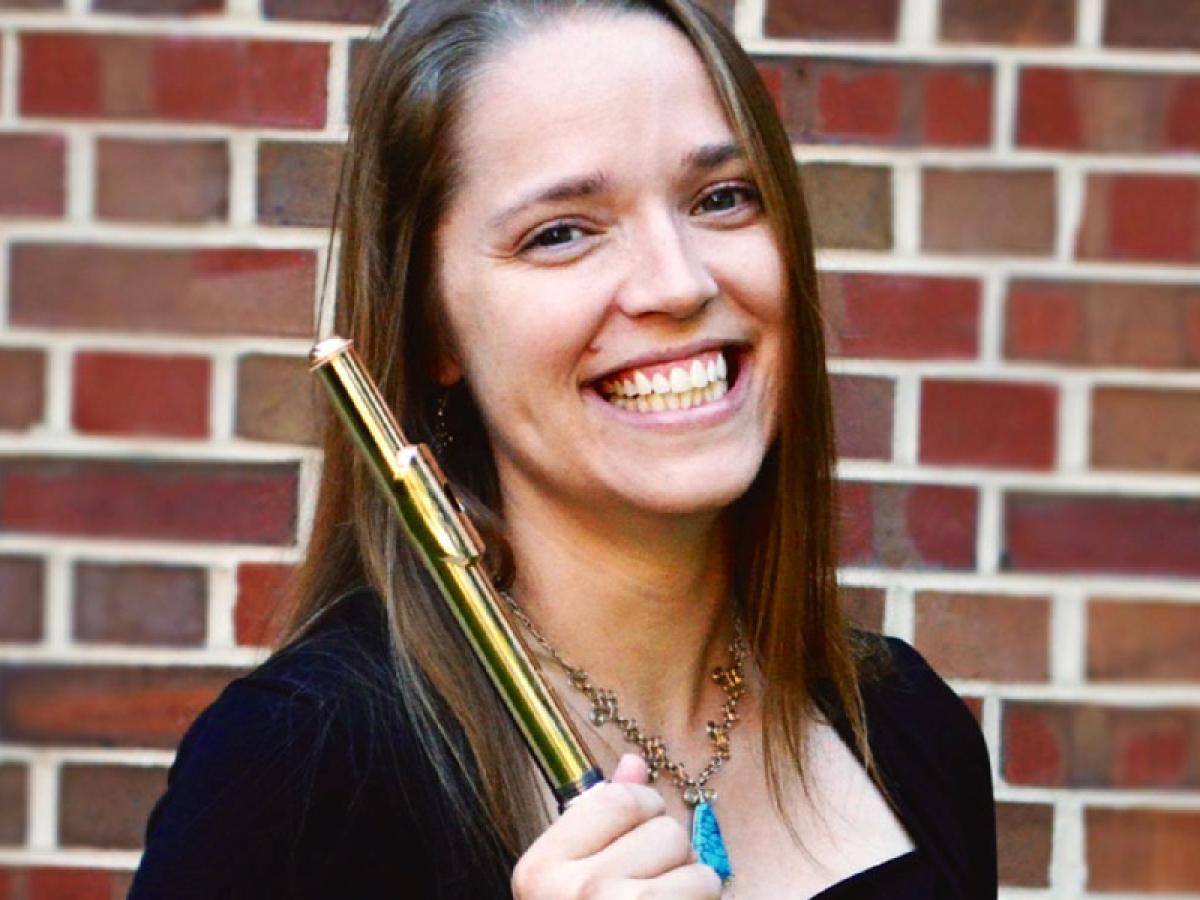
131;1;996;897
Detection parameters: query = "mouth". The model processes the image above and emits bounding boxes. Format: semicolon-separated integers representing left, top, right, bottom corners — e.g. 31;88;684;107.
589;345;745;413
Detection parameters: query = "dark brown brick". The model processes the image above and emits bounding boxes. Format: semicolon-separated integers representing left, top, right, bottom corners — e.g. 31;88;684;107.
801;163;892;251
235;562;294;647
839;586;885;632
59;765;167;849
0;348;45;432
94;0;221;13
922;168;1056;255
1092;387;1200;473
235;355;320;445
0;763;26;845
1088;599;1200;682
257;140;343;228
1004;492;1200;578
0;133;66;217
1087;807;1200;891
263;0;385;23
0;665;240;747
941;0;1074;45
0;458;298;545
96;138;228;223
839;482;978;571
997;801;1053;886
919;379;1058;469
766;0;899;40
1005;279;1200;370
915;592;1051;682
1003;702;1200;788
831;374;893;461
74;562;207;646
0;556;44;643
73;352;210;439
1104;0;1200;51
10;244;315;337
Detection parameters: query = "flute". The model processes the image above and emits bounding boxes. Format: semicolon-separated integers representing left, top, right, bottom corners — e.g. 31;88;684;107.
310;336;603;810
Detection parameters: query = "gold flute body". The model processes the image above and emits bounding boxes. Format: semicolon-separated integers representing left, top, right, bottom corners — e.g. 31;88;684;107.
310;336;603;810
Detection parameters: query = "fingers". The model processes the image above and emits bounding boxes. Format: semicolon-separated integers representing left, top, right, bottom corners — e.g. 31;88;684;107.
535;779;665;860
610;753;649;785
589;811;694;879
636;862;725;898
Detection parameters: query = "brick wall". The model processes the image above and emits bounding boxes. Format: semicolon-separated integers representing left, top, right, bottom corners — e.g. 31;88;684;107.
0;0;1197;895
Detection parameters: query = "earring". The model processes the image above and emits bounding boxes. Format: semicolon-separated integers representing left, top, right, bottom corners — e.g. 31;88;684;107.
433;389;454;454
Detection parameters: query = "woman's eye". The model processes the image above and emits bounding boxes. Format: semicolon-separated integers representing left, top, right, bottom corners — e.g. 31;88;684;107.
694;185;759;216
523;223;583;251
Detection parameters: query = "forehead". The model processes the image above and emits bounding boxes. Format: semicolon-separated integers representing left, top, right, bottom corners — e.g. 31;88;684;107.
453;13;736;190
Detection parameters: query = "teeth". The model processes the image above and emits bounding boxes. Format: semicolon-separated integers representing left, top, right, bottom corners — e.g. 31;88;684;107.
669;367;690;393
622;378;637;397
716;353;727;380
690;359;708;389
706;359;717;383
599;350;735;413
649;393;666;411
634;371;653;396
652;372;671;395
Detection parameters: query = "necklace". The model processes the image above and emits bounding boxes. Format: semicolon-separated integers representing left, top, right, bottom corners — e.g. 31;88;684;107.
502;593;746;883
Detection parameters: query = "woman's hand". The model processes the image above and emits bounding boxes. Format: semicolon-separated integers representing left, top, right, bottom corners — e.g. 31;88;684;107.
512;754;723;899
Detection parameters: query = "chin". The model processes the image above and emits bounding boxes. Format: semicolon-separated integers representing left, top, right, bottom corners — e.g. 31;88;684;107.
609;452;766;517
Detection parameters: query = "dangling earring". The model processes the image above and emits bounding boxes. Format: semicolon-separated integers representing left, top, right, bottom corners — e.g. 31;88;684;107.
433;389;454;455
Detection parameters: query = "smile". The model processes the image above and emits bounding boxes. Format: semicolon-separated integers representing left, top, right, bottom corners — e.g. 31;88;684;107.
595;349;733;413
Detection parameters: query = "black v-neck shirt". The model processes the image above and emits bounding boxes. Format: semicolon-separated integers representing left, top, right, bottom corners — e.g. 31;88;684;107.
129;588;997;899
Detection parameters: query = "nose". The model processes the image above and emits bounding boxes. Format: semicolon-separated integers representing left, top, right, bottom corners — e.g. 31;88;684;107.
614;210;719;319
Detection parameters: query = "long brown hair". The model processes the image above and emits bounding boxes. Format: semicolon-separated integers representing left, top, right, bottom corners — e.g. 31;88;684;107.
280;0;872;863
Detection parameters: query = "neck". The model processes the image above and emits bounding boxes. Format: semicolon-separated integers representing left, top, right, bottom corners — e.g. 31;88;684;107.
502;478;735;740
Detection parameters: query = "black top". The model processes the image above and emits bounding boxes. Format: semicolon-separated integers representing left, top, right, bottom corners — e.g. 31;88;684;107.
130;588;996;899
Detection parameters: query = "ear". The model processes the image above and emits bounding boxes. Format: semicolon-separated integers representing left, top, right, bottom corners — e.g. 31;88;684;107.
434;353;462;386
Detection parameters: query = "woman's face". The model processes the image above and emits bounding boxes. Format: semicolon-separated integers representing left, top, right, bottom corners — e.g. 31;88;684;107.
435;12;786;520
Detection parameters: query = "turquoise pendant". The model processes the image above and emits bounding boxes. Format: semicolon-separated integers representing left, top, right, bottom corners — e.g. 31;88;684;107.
691;800;733;882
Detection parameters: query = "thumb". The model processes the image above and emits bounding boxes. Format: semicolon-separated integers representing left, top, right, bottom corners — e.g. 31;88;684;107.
610;753;649;785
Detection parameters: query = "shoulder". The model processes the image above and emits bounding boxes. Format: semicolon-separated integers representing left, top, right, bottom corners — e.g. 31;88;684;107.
131;588;419;898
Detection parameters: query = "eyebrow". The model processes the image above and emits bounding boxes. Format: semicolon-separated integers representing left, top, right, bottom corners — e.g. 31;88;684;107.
485;142;746;232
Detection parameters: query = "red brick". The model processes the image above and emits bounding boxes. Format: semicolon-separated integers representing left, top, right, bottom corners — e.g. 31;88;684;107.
821;273;981;360
0;458;297;544
0;348;45;431
922;68;993;147
941;0;1074;45
1018;68;1200;153
0;556;44;642
73;352;210;439
59;764;167;849
10;244;315;337
20;34;327;128
831;375;893;461
74;562;207;647
765;0;899;40
765;59;992;147
997;802;1053;887
800;163;892;251
1089;599;1200;682
0;133;65;217
923;168;1056;255
919;379;1057;469
1092;387;1200;473
914;591;1050;682
1078;173;1200;264
0;665;239;747
257;140;343;228
0;763;26;844
1004;702;1200;788
0;867;127;900
94;0;221;14
1087;807;1200;891
1104;0;1200;51
347;37;379;116
839;585;885;632
235;562;294;646
1006;280;1200;369
263;0;385;23
96;138;227;223
235;355;320;445
838;481;977;570
1004;492;1200;577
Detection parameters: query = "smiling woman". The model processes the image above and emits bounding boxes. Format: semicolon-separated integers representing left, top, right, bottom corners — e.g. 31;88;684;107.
129;2;996;898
